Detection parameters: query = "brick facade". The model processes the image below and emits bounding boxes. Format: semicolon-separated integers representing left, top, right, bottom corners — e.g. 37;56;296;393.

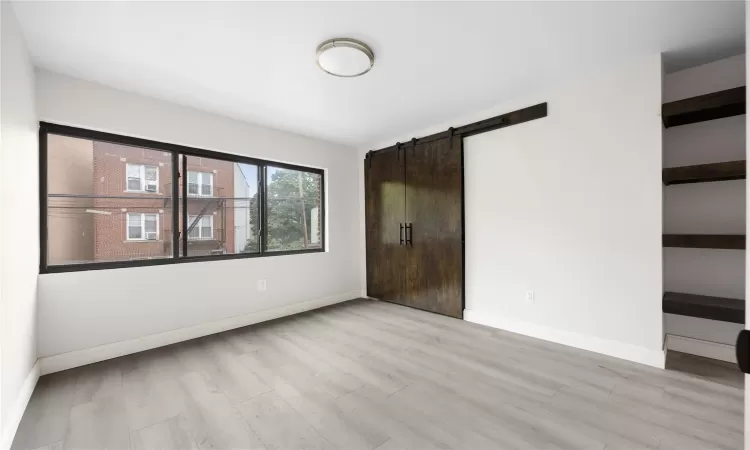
90;142;236;261
184;155;236;256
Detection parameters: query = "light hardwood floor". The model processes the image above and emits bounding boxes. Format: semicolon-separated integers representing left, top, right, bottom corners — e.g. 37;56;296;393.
665;350;743;390
12;299;744;450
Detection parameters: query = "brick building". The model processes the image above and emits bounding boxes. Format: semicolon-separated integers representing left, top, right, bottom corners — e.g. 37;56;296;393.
48;136;252;264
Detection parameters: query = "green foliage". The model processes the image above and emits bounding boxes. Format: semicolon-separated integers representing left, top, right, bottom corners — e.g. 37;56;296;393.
246;169;321;251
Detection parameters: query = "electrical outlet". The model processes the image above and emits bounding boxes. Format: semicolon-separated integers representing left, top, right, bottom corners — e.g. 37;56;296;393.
257;279;267;292
525;291;535;303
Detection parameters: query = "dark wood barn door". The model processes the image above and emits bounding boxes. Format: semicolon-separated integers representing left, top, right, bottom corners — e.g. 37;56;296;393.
365;103;546;319
404;136;463;318
365;148;407;304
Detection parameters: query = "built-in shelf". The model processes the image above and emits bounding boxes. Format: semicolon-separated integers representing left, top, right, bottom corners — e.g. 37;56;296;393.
663;291;745;324
663;234;745;250
662;86;746;128
663;160;746;186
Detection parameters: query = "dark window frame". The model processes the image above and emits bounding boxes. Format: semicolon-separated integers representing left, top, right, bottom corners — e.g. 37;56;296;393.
39;122;325;274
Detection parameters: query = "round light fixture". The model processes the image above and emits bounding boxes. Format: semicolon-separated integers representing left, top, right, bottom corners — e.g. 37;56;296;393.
316;38;374;77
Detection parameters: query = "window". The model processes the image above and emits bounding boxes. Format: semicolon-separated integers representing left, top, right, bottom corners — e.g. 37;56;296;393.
265;166;323;252
127;213;159;240
182;157;259;257
41;123;323;272
45;133;174;266
188;171;213;196
126;163;159;193
188;215;213;240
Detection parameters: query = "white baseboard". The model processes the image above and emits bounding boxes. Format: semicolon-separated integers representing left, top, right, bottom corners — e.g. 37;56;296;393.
39;291;359;375
1;361;40;450
464;309;665;369
664;334;737;363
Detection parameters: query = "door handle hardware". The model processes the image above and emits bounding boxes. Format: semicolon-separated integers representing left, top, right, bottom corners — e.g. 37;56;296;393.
399;223;404;246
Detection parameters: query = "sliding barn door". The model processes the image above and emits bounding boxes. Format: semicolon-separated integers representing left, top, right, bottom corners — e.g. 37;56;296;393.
365;148;407;304
404;136;463;318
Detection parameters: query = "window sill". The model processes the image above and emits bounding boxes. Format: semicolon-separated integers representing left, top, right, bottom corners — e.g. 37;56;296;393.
41;248;325;273
124;190;163;195
125;239;163;243
267;248;323;253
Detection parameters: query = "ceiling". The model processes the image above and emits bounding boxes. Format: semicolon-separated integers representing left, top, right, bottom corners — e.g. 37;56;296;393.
11;1;746;148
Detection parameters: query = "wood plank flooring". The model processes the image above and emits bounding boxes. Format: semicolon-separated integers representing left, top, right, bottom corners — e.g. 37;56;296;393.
12;299;744;450
665;350;743;389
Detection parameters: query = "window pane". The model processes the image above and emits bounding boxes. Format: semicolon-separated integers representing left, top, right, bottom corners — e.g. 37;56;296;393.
187;215;200;240
202;173;213;196
187;171;213;196
188;226;200;239
128;226;142;240
127;178;141;191
127;164;141;178
144;166;157;181
183;158;258;256
144;215;157;233
265;166;322;252
127;213;140;226
127;164;143;191
47;135;173;265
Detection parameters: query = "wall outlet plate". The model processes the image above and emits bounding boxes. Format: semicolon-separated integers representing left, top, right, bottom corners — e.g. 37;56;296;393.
525;291;535;303
257;280;267;291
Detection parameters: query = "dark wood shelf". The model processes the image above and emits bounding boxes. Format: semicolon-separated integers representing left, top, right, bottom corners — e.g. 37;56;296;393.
663;291;745;324
663;160;746;186
662;86;746;128
663;234;745;250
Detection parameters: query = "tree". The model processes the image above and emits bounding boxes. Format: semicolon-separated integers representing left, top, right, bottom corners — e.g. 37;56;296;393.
245;169;321;252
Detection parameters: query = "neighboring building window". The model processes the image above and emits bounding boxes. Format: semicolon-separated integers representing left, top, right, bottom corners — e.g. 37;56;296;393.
127;213;159;240
188;215;213;240
188;171;213;196
126;163;159;193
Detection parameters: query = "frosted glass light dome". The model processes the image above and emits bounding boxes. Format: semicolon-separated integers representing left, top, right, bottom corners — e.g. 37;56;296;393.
316;38;374;77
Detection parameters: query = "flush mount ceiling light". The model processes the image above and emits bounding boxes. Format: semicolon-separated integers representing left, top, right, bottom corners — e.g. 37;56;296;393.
316;38;374;77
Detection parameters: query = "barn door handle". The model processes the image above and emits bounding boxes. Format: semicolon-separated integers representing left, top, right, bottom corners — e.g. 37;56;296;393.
737;330;749;373
405;223;413;246
399;223;404;246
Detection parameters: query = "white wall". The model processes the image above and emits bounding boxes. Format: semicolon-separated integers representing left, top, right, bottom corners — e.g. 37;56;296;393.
359;55;665;367
663;54;746;346
0;3;39;445
358;55;664;366
35;70;361;359
462;55;664;367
